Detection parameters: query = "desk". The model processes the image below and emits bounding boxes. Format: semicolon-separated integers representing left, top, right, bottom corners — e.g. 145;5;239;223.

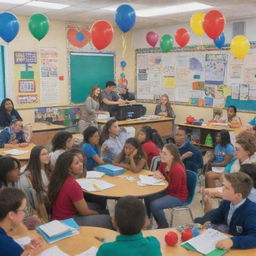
97;117;174;137
83;170;168;199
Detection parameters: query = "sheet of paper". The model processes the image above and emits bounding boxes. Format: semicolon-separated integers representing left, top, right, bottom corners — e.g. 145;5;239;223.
4;149;29;156
86;171;104;178
39;220;71;237
14;236;31;247
77;179;115;192
212;167;225;173
38;246;69;256
76;246;98;256
138;175;165;186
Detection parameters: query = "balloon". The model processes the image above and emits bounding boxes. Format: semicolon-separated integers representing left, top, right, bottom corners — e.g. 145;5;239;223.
115;4;136;32
230;35;250;59
214;32;225;49
120;61;127;67
160;34;173;53
190;12;205;37
0;12;19;43
28;14;49;41
175;28;190;48
203;10;225;39
91;20;114;50
146;31;159;47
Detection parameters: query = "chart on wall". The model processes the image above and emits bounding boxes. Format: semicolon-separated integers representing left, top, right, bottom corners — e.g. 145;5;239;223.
136;46;256;111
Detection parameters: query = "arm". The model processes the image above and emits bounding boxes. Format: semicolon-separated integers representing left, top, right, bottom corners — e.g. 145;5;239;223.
0;130;9;148
129;157;147;173
85;97;96;114
91;154;105;165
211;154;233;167
102;98;124;105
73;198;98;216
167;106;176;118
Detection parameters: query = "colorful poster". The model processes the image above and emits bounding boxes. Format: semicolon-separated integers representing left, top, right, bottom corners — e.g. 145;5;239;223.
164;76;175;88
239;83;249;100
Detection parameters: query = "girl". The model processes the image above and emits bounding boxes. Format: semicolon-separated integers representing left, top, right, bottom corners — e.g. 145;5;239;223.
0;98;22;127
70;148;87;177
113;137;147;173
221;105;242;125
49;131;73;169
81;126;104;170
48;151;112;229
101;118;130;163
154;94;175;118
145;143;188;228
136;126;163;167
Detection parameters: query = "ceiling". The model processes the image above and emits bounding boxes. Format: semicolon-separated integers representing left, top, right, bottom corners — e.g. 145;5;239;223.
1;0;256;29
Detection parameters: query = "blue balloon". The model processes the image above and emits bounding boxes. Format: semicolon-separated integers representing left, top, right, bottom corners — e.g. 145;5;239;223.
0;12;19;43
115;4;136;33
214;32;225;49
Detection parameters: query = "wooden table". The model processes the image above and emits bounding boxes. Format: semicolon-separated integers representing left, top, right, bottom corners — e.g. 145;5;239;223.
97;116;174;137
82;170;168;199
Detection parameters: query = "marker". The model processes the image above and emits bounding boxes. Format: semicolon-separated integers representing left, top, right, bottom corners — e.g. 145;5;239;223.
94;236;107;243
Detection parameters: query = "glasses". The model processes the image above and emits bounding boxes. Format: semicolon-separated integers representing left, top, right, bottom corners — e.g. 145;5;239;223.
16;208;26;213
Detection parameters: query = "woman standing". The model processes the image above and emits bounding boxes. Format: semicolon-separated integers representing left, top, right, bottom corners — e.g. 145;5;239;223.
154;94;175;118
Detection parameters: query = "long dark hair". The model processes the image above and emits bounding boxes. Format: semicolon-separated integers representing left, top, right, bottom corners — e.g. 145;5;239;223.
218;129;231;147
83;126;99;143
0;156;20;186
0;98;14;113
139;126;164;149
51;131;72;151
48;151;76;206
23;146;51;201
101;118;117;144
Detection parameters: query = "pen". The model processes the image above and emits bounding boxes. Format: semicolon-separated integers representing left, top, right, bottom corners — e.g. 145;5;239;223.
94;236;107;243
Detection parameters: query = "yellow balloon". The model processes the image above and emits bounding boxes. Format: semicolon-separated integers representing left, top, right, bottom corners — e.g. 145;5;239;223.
230;35;250;59
190;12;205;37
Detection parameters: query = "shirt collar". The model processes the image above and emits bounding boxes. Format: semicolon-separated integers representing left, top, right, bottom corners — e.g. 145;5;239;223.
230;198;246;211
116;232;143;241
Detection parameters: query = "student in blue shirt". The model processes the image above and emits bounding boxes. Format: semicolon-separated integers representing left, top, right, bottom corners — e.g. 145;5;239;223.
81;126;104;170
0;187;43;256
97;196;162;256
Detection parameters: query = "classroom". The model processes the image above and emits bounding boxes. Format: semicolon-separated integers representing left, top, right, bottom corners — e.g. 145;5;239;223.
1;1;256;255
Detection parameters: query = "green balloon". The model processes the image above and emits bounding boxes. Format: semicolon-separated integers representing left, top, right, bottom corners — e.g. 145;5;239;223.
28;14;49;41
160;34;173;53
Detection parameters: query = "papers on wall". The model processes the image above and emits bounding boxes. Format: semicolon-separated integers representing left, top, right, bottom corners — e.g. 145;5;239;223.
138;175;165;186
4;149;28;156
76;247;98;256
14;236;31;247
86;171;104;178
38;246;69;256
77;179;115;192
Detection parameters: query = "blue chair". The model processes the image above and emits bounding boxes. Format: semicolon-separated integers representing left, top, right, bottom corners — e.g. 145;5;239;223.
170;170;198;226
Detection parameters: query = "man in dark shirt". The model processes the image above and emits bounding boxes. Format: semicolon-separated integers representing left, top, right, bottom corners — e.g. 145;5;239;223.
118;84;136;103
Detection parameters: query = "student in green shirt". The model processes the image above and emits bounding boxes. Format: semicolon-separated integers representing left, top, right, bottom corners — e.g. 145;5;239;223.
96;196;162;256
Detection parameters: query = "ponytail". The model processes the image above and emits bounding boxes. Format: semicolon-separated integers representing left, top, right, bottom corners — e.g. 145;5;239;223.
151;129;164;149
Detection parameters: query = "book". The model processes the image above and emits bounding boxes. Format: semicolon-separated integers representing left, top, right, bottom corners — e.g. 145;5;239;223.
96;164;125;176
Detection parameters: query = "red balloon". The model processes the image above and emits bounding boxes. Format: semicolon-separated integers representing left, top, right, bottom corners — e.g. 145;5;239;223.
175;28;190;48
181;229;193;242
91;20;114;50
203;10;225;39
165;231;178;246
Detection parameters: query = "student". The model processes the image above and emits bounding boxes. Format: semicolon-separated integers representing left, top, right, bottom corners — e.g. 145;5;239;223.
154;94;175;118
220;105;242;125
101;118;130;163
203;172;256;250
118;84;136;103
136;126;163;167
174;126;203;172
48;151;112;229
113;137;147;173
0;98;22;128
0;187;43;256
0;119;27;148
49;131;73;169
96;196;162;256
70;148;87;177
145;143;188;228
81;126;104;170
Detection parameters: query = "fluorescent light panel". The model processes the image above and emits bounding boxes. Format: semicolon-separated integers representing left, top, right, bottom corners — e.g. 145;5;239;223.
0;0;29;4
26;1;69;9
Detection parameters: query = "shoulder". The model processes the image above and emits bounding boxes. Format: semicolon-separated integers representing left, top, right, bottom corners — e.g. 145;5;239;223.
0;230;23;255
172;162;185;172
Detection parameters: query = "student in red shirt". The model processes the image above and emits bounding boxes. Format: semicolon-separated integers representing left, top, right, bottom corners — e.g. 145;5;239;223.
136;126;163;167
145;143;188;228
48;151;113;229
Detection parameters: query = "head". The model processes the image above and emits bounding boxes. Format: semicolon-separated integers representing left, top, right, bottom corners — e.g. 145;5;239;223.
89;85;101;100
0;188;26;227
11;120;23;133
240;164;256;189
174;127;187;146
83;126;100;145
215;130;231;147
223;172;253;202
105;81;116;92
0;98;14;113
114;196;146;235
118;84;127;95
103;119;120;138
136;126;163;148
52;131;73;151
0;156;20;186
69;148;87;172
160;143;183;167
227;105;237;119
160;94;170;105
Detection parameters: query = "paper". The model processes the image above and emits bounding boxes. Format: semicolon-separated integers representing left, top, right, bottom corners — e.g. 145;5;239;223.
212;167;225;173
77;179;115;192
39;220;71;238
86;171;104;178
38;246;69;256
14;236;31;247
4;149;29;156
138;175;165;186
76;246;98;256
164;76;175;88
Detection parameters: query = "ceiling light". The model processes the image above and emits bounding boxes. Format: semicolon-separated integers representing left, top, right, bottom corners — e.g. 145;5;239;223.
0;0;29;4
26;1;69;10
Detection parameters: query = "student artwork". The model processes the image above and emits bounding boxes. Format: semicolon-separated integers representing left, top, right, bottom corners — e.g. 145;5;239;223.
67;28;90;48
146;31;159;48
190;12;205;37
28;13;50;41
175;28;190;48
91;20;113;50
118;61;128;86
230;35;250;59
0;12;19;43
214;32;225;49
160;34;174;53
204;134;214;147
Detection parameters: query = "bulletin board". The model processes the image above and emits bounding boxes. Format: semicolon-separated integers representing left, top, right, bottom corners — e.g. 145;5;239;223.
136;43;256;111
69;52;115;103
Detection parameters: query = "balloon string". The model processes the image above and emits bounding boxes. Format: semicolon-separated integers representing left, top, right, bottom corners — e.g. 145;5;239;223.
122;33;127;58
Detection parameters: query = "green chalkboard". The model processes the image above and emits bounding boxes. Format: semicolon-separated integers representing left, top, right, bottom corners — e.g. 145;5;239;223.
70;52;115;103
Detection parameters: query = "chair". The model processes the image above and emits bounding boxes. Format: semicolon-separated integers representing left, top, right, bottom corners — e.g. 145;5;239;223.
150;156;161;171
169;170;198;227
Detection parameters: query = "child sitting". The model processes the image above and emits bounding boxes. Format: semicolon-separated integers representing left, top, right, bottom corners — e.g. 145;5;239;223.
113;137;147;173
96;196;162;256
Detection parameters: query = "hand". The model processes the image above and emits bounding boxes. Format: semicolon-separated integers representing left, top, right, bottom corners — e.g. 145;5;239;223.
153;171;165;180
118;99;125;104
10;139;18;144
246;125;253;132
24;237;44;250
181;151;193;160
19;142;29;147
202;221;211;229
130;149;138;158
101;144;108;155
216;239;233;250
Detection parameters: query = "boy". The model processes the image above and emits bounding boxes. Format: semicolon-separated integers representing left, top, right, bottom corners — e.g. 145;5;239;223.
203;172;256;250
96;196;162;256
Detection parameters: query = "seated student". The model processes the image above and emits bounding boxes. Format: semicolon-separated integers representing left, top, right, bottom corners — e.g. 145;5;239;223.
48;151;113;229
220;105;242;126
96;196;162;256
174;127;203;172
154;94;176;118
49;131;73;169
0;120;28;148
0;98;22;128
101;118;130;163
202;172;256;250
145;143;188;228
136;126;163;167
113;137;147;173
70;148;87;177
81;126;104;170
0;187;43;256
118;84;136;103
